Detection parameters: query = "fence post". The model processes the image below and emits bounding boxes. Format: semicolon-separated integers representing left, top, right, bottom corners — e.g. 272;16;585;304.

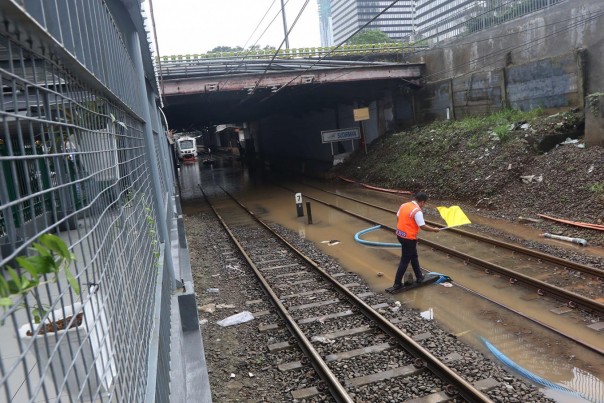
148;97;176;204
130;30;177;288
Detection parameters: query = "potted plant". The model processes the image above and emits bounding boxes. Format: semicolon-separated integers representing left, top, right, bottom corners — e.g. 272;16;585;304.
1;234;115;399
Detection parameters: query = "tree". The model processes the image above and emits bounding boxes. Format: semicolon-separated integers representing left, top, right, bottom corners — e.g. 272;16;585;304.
347;29;392;45
211;46;243;53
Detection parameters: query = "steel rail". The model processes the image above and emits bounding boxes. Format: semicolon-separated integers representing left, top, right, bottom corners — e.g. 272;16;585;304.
281;186;604;316
199;185;354;403
216;185;494;403
299;181;604;278
451;279;604;355
277;182;604;355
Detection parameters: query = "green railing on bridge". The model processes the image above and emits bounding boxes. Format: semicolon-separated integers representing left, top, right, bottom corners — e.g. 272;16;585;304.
160;42;425;63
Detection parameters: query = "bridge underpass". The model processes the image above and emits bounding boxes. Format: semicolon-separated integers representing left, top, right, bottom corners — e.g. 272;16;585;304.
161;58;424;171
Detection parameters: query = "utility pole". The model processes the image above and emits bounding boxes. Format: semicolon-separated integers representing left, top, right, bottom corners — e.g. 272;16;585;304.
280;0;290;49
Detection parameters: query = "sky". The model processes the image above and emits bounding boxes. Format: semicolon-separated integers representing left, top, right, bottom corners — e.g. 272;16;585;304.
148;0;321;56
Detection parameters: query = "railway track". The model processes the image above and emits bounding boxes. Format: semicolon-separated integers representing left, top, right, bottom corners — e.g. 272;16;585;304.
282;181;604;309
264;180;604;353
200;184;499;402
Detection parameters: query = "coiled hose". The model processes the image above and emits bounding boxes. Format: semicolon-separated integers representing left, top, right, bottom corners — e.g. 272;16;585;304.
354;225;399;247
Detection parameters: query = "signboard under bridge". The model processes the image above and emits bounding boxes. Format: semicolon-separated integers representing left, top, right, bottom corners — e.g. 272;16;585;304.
321;128;360;143
321;128;360;165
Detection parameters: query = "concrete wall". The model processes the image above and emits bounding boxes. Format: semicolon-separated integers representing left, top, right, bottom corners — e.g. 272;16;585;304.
585;94;604;147
253;0;604;169
411;0;603;123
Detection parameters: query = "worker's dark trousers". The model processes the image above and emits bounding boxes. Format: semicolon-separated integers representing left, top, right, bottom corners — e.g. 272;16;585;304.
394;237;423;285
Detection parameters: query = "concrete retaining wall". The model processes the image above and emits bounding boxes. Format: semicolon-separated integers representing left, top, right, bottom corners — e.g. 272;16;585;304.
411;0;602;128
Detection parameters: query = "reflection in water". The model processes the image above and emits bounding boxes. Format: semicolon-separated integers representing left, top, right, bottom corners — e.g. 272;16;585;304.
420;308;434;321
179;163;202;199
481;337;598;403
561;367;604;403
424;294;604;402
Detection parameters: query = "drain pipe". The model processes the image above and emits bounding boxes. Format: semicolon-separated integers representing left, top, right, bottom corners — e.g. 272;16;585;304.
541;233;588;246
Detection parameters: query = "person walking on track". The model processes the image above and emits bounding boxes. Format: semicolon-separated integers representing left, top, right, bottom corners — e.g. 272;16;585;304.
392;192;441;290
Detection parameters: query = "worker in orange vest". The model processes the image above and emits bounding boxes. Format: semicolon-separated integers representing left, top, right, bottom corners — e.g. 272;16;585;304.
392;192;441;290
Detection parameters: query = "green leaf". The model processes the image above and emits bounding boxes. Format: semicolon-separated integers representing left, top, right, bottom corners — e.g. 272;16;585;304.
19;278;38;293
0;275;10;297
17;254;56;275
0;297;13;306
110;113;116;123
65;269;80;295
118;121;127;129
32;308;44;324
32;242;51;258
6;267;22;292
15;256;39;277
39;234;71;260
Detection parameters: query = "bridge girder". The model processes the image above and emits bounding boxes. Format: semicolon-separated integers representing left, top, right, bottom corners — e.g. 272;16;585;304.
162;63;424;129
162;64;423;96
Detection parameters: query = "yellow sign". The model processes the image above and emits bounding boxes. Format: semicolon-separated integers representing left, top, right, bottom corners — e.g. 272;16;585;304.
437;206;471;228
353;107;370;121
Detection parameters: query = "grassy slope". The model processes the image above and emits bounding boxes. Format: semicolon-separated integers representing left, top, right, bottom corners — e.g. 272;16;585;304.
333;109;604;235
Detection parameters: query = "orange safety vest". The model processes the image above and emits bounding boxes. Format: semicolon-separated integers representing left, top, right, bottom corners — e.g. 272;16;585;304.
396;201;421;240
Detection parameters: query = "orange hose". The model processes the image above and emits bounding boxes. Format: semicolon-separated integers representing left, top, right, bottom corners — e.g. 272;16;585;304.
337;176;412;195
537;214;604;231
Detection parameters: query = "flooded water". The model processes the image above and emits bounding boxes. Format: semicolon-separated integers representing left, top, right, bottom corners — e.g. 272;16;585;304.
181;157;604;403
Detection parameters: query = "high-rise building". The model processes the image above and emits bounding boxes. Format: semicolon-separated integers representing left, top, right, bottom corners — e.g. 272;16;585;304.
317;0;334;46
321;0;563;47
414;0;481;42
331;0;415;45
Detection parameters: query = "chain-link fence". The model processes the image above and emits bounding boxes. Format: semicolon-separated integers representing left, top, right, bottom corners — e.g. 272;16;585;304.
0;1;175;401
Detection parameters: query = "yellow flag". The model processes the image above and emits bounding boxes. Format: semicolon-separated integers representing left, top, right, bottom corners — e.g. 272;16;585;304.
437;206;471;228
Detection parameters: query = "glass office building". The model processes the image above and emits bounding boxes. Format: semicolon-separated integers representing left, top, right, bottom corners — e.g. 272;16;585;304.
414;0;480;42
331;0;415;45
318;0;334;46
324;0;559;46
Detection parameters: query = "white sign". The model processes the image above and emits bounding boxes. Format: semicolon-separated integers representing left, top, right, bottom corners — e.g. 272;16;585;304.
295;193;302;204
321;128;360;143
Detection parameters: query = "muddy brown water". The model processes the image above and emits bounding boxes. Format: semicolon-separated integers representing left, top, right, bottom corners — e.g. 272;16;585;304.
182;158;604;403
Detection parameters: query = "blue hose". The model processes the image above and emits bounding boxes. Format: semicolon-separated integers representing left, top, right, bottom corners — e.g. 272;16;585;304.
354;225;399;247
428;272;451;284
480;337;582;398
355;227;452;284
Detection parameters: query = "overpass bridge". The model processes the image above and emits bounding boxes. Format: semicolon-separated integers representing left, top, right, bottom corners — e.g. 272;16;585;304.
160;47;425;129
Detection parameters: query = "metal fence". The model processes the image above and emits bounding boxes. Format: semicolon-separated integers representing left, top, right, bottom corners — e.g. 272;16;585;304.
0;0;175;402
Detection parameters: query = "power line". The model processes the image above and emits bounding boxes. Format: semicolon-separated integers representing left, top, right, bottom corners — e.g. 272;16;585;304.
220;0;292;88
242;0;279;51
326;6;603;87
261;0;403;100
248;0;311;94
259;3;602;107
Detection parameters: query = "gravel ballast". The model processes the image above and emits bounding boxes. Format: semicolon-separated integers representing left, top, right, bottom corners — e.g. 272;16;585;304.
185;209;556;402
